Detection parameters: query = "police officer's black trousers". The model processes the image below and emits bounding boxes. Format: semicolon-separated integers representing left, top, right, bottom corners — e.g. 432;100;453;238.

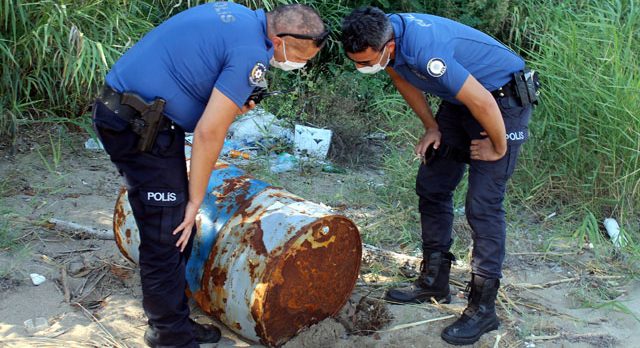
92;101;198;348
417;98;531;279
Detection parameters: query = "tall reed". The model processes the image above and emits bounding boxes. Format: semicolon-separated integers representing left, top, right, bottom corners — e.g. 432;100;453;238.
0;0;159;135
510;0;639;225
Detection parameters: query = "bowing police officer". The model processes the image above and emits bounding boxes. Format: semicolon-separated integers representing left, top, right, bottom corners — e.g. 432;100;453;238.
341;6;538;346
92;3;328;347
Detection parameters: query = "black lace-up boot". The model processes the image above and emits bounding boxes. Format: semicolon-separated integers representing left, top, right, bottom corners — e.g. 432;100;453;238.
385;250;454;303
441;274;500;345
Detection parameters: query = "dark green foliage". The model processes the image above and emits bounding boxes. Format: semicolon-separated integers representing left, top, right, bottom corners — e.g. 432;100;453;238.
0;0;158;136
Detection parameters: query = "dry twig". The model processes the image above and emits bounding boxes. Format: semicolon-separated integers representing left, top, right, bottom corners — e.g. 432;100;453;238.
381;315;456;332
74;302;128;348
513;275;624;289
60;267;70;303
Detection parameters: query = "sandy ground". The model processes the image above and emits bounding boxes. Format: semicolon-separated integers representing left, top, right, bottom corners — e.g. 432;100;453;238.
1;131;638;348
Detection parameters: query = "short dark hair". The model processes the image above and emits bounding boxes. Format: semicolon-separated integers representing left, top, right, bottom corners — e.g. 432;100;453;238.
341;6;393;53
269;4;325;37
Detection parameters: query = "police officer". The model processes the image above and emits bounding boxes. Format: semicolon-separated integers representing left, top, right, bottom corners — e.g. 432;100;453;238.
92;3;327;347
341;6;537;346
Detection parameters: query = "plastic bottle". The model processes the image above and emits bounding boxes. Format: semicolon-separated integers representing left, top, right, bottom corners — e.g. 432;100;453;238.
270;153;297;173
603;218;626;248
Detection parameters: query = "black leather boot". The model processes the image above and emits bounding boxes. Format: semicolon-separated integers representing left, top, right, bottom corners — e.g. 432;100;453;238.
189;318;221;344
143;319;221;347
385;250;454;304
441;274;500;345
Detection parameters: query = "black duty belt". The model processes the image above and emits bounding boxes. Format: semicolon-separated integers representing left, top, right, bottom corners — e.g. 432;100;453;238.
97;85;141;122
491;69;540;107
491;79;518;99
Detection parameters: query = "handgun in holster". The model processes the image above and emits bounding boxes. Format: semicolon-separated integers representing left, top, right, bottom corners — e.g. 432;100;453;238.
120;93;166;152
513;68;541;107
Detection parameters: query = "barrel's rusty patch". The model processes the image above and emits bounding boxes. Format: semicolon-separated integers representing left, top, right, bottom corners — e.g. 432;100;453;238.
254;216;361;346
268;191;305;202
113;187;136;264
248;223;268;256
197;241;226;317
211;267;227;287
248;259;259;280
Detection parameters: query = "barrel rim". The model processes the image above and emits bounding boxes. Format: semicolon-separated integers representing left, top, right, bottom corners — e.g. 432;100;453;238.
256;213;362;346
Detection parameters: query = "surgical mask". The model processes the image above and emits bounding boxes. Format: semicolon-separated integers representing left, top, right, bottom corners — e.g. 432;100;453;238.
270;40;306;71
357;45;390;74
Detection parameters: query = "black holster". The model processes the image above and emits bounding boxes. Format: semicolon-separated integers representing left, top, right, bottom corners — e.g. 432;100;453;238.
513;68;540;107
120;93;166;152
97;86;169;152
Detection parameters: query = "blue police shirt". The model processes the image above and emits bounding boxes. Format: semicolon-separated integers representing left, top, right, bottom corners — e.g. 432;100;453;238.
106;2;273;132
389;14;525;104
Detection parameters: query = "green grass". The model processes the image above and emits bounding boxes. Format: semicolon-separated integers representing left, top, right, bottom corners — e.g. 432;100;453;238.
509;0;640;237
0;0;158;138
0;206;23;252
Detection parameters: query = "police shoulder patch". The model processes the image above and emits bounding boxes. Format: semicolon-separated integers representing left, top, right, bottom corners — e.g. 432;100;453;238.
249;62;267;86
426;58;446;77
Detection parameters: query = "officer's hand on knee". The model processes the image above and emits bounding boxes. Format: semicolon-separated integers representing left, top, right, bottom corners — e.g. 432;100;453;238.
470;131;504;161
415;128;441;160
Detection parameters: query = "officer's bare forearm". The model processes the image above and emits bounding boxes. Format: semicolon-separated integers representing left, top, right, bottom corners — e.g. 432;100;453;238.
456;75;507;156
387;67;438;131
469;101;506;156
188;88;241;207
188;132;224;207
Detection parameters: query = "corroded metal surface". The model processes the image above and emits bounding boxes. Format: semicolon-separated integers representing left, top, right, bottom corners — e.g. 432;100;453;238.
113;186;140;264
113;161;361;347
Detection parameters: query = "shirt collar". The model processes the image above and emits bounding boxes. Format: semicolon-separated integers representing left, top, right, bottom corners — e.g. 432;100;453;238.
256;9;274;56
388;14;406;68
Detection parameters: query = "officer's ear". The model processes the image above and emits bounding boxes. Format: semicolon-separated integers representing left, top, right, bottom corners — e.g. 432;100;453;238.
271;36;284;48
387;40;396;55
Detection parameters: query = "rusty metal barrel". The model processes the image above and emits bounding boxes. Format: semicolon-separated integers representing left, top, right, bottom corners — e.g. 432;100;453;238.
113;161;362;347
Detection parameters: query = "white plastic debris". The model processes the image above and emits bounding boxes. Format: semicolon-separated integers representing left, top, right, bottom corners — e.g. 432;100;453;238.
84;138;104;150
29;273;46;286
228;109;292;146
294;125;332;159
603;218;627;248
24;317;49;333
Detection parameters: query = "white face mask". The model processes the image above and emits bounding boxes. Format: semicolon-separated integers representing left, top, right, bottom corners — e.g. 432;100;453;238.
270;40;306;71
356;45;390;74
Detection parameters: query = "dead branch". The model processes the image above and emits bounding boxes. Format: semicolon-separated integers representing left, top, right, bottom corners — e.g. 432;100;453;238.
512;275;624;289
48;218;114;240
60;267;70;303
362;243;421;266
509;251;574;256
